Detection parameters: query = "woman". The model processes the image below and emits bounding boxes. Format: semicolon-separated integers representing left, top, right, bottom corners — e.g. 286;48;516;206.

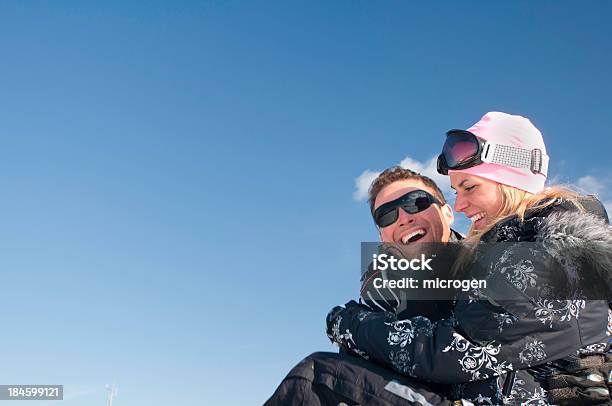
327;112;612;405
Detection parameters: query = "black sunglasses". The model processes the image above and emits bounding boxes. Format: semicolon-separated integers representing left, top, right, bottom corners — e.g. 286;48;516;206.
372;189;441;228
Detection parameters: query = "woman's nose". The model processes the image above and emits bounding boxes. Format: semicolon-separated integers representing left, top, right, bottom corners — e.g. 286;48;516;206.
454;194;468;212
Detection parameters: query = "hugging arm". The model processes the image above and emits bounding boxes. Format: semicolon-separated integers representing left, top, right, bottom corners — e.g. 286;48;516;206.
327;301;513;384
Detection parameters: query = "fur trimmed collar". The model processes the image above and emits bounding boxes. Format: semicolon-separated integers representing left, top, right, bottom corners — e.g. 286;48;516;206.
537;210;612;295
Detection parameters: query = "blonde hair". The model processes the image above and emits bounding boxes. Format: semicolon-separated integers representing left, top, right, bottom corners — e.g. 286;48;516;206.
453;183;584;275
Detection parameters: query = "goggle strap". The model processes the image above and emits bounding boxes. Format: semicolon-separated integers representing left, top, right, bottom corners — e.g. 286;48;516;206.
536;151;549;176
481;141;548;176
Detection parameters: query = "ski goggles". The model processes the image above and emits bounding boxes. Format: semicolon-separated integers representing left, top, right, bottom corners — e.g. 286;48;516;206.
372;189;441;228
436;130;549;176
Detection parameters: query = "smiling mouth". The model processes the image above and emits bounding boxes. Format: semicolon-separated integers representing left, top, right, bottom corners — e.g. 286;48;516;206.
469;212;485;223
400;228;427;244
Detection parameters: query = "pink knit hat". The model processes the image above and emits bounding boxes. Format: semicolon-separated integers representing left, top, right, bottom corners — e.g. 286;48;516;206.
448;112;549;194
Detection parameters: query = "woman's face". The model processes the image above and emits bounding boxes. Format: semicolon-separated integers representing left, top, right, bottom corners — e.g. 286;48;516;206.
450;172;503;230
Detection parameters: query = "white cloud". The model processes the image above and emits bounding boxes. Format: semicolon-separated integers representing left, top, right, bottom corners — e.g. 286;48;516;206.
353;155;452;202
573;175;611;219
398;155;452;197
577;175;604;195
353;169;381;201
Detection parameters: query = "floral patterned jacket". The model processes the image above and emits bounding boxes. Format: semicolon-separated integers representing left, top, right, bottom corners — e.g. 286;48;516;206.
328;199;612;405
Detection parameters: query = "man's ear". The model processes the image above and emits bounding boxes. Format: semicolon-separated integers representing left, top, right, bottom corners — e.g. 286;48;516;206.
442;203;455;226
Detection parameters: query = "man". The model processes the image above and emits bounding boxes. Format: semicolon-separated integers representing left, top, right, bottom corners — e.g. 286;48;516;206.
361;166;462;319
265;166;462;406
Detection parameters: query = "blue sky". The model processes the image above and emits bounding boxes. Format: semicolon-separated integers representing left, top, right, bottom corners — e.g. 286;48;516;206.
0;1;610;405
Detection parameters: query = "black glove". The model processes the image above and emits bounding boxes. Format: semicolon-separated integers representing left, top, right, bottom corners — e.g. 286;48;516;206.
325;305;345;343
325;300;371;346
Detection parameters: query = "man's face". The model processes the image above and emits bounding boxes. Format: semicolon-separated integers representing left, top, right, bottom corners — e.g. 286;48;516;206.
373;179;454;243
